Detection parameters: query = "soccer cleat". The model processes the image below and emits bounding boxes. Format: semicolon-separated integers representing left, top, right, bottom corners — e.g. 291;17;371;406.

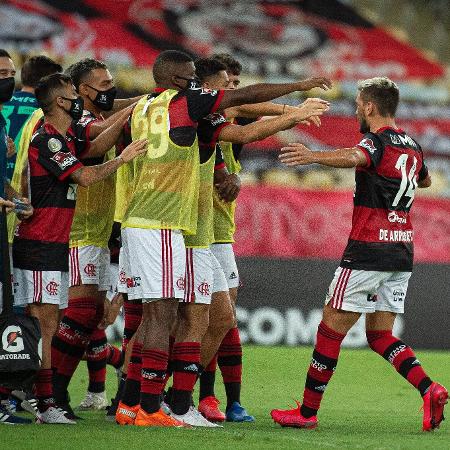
115;402;139;425
134;407;187;427
198;396;226;422
0;403;32;425
78;391;108;410
271;402;317;429
37;406;77;424
226;402;255;423
171;406;223;427
422;382;448;431
11;391;40;420
161;400;171;415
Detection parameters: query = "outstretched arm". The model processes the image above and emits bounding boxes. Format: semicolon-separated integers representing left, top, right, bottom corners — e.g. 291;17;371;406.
218;99;329;144
88;104;135;138
279;143;368;168
84;106;133;158
71;139;147;187
219;77;332;110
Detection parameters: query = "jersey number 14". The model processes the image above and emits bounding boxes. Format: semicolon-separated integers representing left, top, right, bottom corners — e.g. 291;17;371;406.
392;154;417;208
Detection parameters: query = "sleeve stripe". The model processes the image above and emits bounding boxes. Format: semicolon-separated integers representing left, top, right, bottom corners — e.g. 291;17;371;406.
210;90;225;114
58;162;83;181
356;145;372;168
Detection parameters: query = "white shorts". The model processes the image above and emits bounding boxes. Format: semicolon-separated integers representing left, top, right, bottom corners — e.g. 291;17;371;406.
106;263;119;301
122;228;185;302
325;267;412;314
183;248;213;305
210;243;239;289
117;247;128;294
69;246;111;291
13;269;69;309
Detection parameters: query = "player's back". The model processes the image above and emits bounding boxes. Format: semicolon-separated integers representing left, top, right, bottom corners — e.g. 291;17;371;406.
342;127;428;272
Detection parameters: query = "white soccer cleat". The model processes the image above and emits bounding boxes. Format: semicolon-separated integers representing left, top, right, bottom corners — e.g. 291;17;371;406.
161;401;171;415
78;391;108;410
171;406;223;427
37;406;76;424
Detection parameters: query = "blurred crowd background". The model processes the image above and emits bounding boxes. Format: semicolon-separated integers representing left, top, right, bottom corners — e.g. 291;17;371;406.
1;0;449;196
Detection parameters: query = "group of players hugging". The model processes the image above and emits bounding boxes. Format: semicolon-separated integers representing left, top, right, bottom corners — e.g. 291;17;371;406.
0;47;446;431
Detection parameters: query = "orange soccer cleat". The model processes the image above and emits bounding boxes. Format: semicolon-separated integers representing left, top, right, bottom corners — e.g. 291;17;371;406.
422;382;448;431
134;407;188;427
115;401;140;425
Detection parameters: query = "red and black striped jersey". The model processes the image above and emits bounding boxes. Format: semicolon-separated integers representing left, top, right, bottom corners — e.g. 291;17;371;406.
13;121;90;272
341;126;428;272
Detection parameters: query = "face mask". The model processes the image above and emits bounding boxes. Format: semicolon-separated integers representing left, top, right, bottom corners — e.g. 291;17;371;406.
61;96;84;121
175;76;200;90
86;85;117;111
0;77;15;103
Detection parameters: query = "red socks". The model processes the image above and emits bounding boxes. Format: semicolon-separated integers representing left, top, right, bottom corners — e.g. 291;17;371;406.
170;342;201;415
35;368;54;411
366;330;432;396
301;321;345;416
122;301;142;354
140;348;169;414
218;327;242;384
121;341;142;407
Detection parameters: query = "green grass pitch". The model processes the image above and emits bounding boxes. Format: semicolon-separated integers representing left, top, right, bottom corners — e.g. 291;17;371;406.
2;345;449;450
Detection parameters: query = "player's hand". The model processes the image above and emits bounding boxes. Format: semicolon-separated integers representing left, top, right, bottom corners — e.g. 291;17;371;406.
98;294;124;329
286;98;328;127
298;77;333;91
300;116;322;127
0;197;15;213
15;197;33;220
215;173;241;202
6;137;16;158
279;143;315;166
120;139;147;162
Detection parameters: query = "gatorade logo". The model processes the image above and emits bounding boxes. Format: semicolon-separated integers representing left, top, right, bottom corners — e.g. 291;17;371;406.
2;326;25;353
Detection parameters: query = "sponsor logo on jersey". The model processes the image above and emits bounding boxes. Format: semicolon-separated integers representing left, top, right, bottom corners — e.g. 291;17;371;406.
358;138;376;154
197;282;211;297
205;113;226;127
46;281;59;296
388;211;407;224
200;88;218;96
48;137;63;153
51;151;77;170
390;133;417;148
142;370;158;379
379;229;413;242
84;264;97;277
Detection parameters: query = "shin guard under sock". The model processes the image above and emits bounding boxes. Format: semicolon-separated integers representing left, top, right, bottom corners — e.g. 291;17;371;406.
199;354;217;401
121;342;142;407
140;348;168;414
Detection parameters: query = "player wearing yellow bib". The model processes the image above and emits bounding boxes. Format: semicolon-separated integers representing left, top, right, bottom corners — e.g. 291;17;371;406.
115;50;332;428
50;60;137;418
194;55;332;423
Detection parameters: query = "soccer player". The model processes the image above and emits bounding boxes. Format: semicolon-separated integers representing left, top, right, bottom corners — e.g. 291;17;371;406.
3;55;62;180
116;49;331;427
50;59;128;414
181;57;328;425
12;73;146;424
271;77;448;432
198;53;324;422
0;49;34;425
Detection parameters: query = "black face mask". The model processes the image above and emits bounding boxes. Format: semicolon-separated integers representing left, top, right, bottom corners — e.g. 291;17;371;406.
61;96;84;121
0;77;15;103
86;85;117;111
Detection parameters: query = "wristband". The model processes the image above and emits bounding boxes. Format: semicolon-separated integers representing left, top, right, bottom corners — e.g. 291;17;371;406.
115;155;124;164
